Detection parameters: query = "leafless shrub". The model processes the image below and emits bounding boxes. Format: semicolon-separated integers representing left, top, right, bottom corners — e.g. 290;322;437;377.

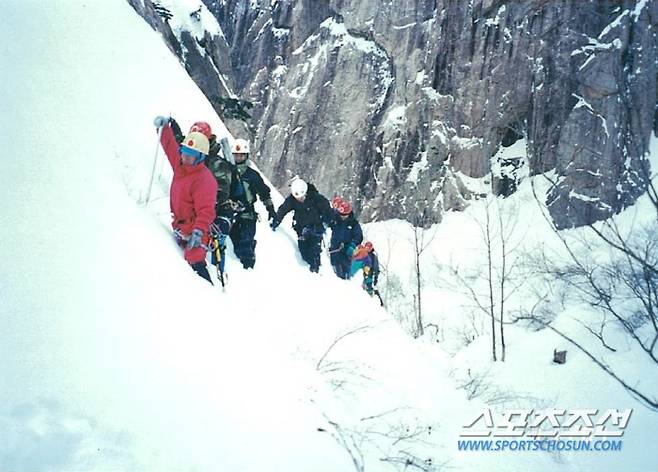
454;368;552;409
316;326;375;392
318;408;445;472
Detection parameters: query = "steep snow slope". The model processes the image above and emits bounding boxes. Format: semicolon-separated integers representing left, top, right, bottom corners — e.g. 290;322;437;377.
0;2;349;471
0;2;463;471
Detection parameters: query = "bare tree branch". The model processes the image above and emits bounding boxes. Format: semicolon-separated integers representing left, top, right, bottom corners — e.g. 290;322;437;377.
316;325;372;371
516;315;658;411
528;178;658;410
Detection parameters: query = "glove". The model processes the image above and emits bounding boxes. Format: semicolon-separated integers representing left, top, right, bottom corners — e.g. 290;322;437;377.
345;243;356;257
173;229;186;247
266;205;277;222
170;117;183;143
270;219;279;231
218;233;227;247
301;227;317;240
153;115;169;128
186;229;204;249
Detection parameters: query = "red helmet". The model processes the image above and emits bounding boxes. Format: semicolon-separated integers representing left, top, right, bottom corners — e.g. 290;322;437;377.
337;201;352;216
189;121;212;138
331;196;343;209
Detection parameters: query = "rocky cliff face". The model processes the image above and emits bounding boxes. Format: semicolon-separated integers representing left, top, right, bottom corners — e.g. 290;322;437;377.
130;0;658;228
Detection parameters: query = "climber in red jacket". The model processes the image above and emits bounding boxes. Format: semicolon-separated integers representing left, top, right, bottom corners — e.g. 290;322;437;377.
154;116;218;283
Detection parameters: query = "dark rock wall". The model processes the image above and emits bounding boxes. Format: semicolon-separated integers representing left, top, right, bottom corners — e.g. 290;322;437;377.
130;0;658;228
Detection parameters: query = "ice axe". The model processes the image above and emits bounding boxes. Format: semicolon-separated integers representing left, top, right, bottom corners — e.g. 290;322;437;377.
145;124;164;205
219;136;235;164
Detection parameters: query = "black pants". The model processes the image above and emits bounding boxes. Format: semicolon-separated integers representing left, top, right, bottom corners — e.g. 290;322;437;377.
190;262;213;284
230;217;257;268
298;234;322;272
330;251;352;279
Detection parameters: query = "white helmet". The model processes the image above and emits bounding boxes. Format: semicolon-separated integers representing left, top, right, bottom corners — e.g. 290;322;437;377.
231;138;250;154
290;177;308;199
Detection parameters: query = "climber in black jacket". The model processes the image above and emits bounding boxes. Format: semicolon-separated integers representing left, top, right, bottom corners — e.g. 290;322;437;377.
271;177;333;273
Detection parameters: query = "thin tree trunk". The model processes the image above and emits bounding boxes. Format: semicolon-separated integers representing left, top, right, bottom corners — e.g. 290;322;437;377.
499;209;506;362
486;206;497;361
415;228;424;337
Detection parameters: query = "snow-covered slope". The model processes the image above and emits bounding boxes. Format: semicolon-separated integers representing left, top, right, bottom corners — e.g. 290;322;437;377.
1;2;656;472
0;3;347;471
0;3;452;471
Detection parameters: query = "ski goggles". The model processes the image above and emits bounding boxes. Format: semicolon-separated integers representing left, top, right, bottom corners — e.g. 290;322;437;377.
180;145;206;164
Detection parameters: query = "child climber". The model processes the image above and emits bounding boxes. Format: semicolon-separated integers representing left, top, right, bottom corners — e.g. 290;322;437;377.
350;241;383;305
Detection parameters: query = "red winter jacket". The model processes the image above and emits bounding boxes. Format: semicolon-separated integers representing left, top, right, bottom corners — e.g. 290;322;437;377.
160;124;217;262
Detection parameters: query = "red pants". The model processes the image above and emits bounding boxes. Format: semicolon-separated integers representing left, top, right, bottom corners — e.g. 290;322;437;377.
175;231;209;264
